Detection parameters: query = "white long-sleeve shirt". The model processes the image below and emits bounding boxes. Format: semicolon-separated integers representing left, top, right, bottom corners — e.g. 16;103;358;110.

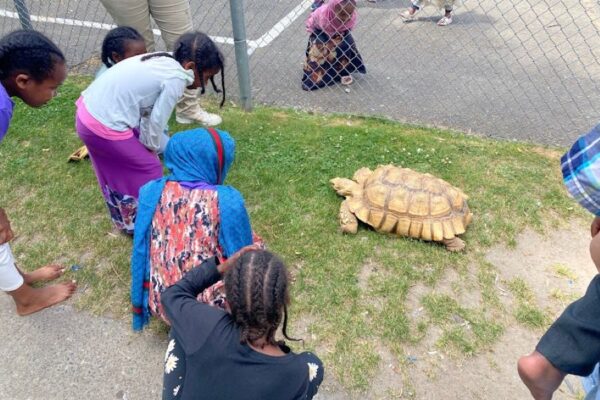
81;53;194;151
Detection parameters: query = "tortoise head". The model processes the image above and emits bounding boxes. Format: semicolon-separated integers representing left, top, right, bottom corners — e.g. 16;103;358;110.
330;177;358;197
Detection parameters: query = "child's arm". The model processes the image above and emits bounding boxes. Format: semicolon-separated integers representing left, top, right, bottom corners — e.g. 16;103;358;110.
161;257;226;354
161;246;256;336
591;216;600;237
0;208;13;245
591;228;600;274
138;80;184;152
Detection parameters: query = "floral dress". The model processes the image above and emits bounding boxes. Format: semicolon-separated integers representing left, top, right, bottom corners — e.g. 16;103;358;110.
149;182;225;322
149;182;262;323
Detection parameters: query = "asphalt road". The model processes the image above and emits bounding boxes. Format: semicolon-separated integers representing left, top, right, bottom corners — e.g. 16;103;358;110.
0;294;353;400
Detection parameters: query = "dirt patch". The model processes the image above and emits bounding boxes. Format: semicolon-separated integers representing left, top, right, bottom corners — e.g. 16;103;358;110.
271;111;290;121
366;343;405;399
357;257;388;313
404;324;582;399
527;146;563;160
429;265;482;310
405;283;429;325
324;117;365;128
358;259;379;292
397;221;591;399
485;221;595;315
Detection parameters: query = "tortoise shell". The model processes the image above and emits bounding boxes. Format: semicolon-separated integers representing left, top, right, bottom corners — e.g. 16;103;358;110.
345;165;472;241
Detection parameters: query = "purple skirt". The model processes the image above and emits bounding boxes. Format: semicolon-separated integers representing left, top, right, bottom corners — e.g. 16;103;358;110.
76;113;162;234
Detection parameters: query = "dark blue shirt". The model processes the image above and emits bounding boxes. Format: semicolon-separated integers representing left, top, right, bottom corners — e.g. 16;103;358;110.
162;258;324;400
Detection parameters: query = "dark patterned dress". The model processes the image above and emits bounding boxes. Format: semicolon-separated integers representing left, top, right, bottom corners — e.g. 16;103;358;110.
302;29;366;91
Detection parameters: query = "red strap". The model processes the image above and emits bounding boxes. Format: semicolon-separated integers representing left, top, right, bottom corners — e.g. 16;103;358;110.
207;128;224;184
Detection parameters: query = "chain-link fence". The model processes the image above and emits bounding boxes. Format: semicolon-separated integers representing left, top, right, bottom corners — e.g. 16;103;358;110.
2;0;600;146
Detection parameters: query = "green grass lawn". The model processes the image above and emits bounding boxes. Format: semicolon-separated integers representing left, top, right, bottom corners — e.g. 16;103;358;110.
0;77;585;392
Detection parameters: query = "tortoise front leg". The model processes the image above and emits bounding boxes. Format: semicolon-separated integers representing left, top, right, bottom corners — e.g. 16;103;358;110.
442;237;465;252
339;200;358;234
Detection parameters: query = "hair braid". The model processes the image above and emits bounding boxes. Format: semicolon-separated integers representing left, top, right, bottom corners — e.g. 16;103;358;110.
140;52;174;62
263;257;280;325
225;250;301;347
248;252;268;343
225;252;246;336
193;34;205;96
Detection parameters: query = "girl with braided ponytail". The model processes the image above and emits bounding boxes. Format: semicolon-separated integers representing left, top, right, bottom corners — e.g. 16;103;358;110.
75;31;225;234
69;26;147;162
0;30;76;315
161;248;323;400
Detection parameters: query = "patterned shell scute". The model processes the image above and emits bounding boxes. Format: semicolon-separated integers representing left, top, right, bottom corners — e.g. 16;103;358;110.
353;165;471;241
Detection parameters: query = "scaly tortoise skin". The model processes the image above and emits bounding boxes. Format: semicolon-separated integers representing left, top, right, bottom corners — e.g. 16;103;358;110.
330;165;473;251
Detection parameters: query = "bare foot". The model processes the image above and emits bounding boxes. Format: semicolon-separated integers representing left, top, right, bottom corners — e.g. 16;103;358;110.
23;264;65;284
518;351;566;400
11;281;77;316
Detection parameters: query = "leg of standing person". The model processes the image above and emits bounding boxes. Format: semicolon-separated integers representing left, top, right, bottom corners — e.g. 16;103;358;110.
99;0;156;51
146;0;192;51
400;0;423;20
437;1;454;26
147;0;222;126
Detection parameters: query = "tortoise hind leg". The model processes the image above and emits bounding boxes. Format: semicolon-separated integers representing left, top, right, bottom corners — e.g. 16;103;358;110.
339;200;358;234
443;237;465;252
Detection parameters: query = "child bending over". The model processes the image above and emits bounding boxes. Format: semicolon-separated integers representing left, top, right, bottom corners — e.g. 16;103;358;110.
76;31;225;234
0;30;76;315
69;26;147;162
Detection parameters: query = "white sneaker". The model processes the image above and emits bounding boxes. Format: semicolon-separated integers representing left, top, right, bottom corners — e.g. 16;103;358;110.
176;108;222;126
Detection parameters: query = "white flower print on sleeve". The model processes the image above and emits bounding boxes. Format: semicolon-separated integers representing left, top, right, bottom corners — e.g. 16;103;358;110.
173;385;181;396
165;353;179;374
165;339;176;362
308;362;319;382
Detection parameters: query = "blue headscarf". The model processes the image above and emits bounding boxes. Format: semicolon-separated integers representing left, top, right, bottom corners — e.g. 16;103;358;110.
130;128;253;331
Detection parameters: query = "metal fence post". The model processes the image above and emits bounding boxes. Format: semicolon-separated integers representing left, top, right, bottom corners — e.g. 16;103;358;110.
229;0;252;111
13;0;33;30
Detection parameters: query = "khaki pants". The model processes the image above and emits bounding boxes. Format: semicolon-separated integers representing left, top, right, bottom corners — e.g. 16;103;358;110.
100;0;201;116
99;0;193;51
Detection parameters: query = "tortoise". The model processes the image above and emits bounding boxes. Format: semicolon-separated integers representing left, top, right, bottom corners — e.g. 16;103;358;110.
330;165;473;251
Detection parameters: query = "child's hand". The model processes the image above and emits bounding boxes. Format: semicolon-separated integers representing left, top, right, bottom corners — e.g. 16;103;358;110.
591;216;600;237
0;208;14;245
217;245;260;275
